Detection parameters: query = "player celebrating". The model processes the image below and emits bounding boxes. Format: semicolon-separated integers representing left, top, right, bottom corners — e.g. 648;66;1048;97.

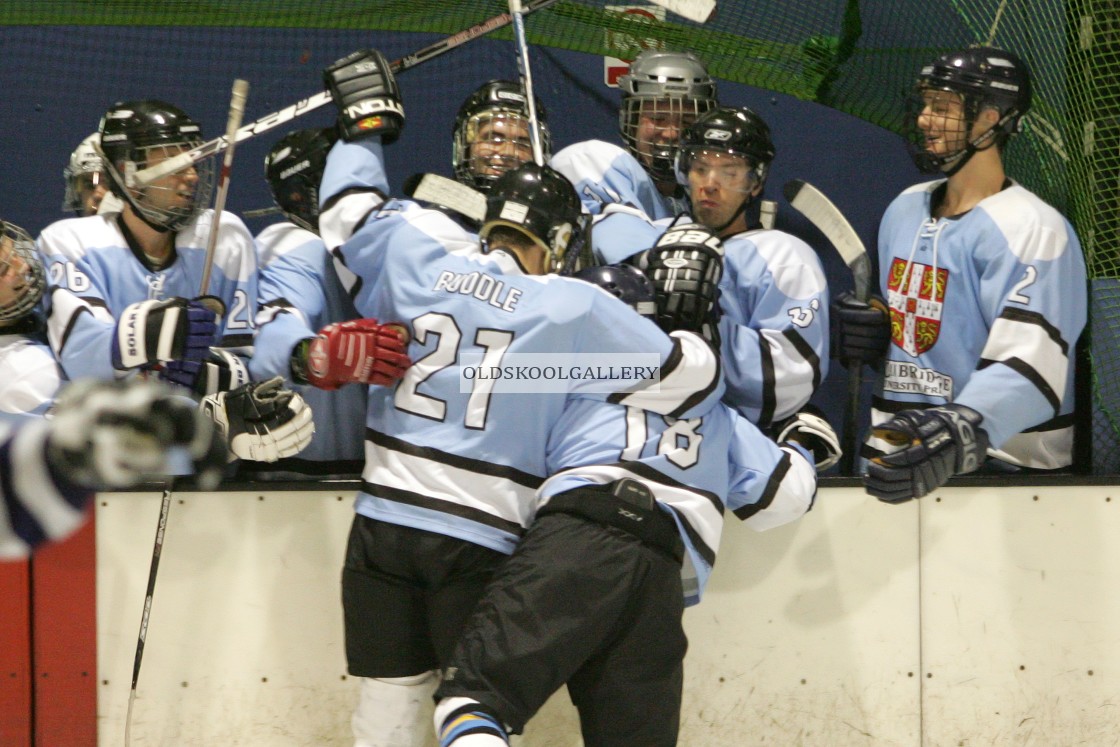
250;126;388;475
316;48;724;747
551;49;717;219
834;46;1087;502
433;264;833;746
592;106;830;431
452;79;549;193
38;100;258;399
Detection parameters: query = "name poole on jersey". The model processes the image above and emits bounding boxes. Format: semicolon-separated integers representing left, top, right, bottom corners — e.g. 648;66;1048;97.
432;270;522;312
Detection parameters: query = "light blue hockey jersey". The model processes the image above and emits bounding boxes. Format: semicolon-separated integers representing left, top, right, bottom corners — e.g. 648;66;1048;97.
590;205;829;428
549;139;684;220
868;180;1087;469
541;399;817;605
37;211;257;382
318;138;724;555
252;221;366;464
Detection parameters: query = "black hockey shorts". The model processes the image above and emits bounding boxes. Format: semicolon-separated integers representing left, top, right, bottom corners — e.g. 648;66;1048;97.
342;514;508;678
436;494;687;747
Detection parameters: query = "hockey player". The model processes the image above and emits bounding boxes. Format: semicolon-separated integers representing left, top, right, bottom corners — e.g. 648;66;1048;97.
550;49;717;219
834;46;1087;502
452;79;550;194
249;126;378;475
318;49;724;747
38;100;258;399
0;219;60;416
433;262;835;747
591;106;830;432
62;133;112;217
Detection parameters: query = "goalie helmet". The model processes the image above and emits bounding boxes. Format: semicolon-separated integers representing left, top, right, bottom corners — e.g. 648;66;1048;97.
452;80;551;193
618;50;717;184
479;163;582;273
98;100;214;231
0;220;46;323
265;127;338;233
908;45;1032;174
572;264;656;319
62;133;107;215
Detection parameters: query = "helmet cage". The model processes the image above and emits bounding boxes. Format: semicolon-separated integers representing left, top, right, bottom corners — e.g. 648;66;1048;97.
0;221;46;322
452;80;551;193
62;134;107;214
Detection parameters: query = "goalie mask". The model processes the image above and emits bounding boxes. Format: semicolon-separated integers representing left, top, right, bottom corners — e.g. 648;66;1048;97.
62;133;108;216
677;106;775;234
479;163;582;273
0;220;46;323
99;100;214;232
618;50;717;184
452;80;551;193
907;45;1032;175
572;264;657;319
265;127;338;233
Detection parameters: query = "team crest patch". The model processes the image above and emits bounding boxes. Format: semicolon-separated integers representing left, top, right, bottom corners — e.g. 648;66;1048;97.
887;258;948;356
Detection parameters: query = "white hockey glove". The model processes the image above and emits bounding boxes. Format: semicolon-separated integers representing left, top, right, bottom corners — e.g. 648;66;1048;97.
200;377;315;463
775;405;842;473
47;379;226;491
865;404;989;503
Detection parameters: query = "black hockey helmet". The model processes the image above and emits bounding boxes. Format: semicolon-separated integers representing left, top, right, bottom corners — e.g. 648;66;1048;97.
676;105;775;188
265;127;338;233
479;162;582;273
909;46;1032;173
98;99;214;231
618;50;717;183
572;263;656;319
452;80;551;193
0;220;46;322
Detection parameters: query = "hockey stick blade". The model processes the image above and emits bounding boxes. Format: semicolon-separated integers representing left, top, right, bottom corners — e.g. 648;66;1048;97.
645;0;717;23
783;179;871;301
134;0;561;185
404;173;487;224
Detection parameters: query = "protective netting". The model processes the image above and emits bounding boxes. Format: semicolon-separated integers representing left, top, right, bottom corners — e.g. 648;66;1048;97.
7;0;1118;470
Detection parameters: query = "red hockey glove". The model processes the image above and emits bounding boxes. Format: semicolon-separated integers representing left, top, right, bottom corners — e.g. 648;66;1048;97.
305;319;410;390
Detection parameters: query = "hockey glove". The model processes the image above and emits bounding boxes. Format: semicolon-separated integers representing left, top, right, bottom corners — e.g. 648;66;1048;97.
832;291;891;367
112;297;218;370
200;377;315;463
304;319;410;390
644;223;724;348
774;404;842;473
47;379;227;491
865;404;990;503
160;347;251;397
324;49;404;144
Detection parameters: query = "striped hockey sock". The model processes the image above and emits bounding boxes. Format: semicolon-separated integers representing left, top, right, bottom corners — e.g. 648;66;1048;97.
435;697;509;746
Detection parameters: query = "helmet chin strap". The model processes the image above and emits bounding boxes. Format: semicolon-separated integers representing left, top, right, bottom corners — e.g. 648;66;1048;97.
931;109;1012;177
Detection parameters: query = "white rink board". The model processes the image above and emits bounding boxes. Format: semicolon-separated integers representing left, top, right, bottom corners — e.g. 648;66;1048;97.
95;484;1120;746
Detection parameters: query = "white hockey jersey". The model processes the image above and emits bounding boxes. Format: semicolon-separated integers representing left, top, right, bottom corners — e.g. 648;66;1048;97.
0;331;64;416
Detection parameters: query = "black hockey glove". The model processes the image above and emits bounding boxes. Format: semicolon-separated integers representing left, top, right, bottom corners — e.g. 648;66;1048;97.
200;377;315;463
324;49;404;144
832;291;891;367
47;379;227;491
112;297;219;370
773;404;842;473
160;347;251;397
644;223;724;349
865;404;989;503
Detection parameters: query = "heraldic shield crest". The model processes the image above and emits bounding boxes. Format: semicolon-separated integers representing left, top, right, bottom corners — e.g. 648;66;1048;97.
887;258;948;356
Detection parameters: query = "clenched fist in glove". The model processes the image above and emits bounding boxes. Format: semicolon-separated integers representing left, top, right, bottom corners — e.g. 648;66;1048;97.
200;377;315;463
47;379;227;491
865;404;990;503
832;291;891;367
303;319;410;390
642;223;724;348
112;297;219;370
324;49;404;144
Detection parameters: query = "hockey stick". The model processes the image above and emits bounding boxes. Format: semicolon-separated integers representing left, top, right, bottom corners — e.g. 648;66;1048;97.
782;179;871;474
509;0;545;166
645;0;717;23
135;0;561;185
200;79;249;297
123;484;174;747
